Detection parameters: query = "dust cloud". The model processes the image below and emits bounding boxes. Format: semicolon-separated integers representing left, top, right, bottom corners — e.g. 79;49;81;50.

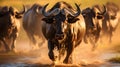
0;16;120;67
13;23;120;65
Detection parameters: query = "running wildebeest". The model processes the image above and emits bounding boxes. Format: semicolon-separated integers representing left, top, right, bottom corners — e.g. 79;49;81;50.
0;6;25;52
41;1;86;64
82;5;106;50
23;4;46;49
100;2;120;43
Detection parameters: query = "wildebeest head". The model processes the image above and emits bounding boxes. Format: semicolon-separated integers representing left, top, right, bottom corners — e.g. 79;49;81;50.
42;1;81;40
106;2;119;20
82;7;95;27
82;5;106;28
9;5;25;19
0;6;25;36
0;6;25;26
92;5;106;19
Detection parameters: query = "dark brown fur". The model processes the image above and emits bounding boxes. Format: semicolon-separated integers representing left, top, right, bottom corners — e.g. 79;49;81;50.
42;1;85;64
0;6;24;52
23;4;45;49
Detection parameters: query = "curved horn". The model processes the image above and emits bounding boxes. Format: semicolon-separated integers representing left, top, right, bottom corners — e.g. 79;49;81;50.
100;5;106;15
64;3;81;17
42;3;60;17
16;5;26;15
36;6;41;14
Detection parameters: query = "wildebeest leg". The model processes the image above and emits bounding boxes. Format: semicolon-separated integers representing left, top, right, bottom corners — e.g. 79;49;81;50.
28;32;36;44
84;34;88;44
91;37;98;51
0;41;2;48
11;33;18;52
38;36;46;47
48;40;55;61
95;26;100;43
0;38;10;52
109;31;113;43
26;32;37;49
91;24;101;50
63;42;73;64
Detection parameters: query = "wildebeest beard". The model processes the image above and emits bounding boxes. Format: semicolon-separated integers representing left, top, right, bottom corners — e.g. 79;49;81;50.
53;26;72;50
52;11;75;43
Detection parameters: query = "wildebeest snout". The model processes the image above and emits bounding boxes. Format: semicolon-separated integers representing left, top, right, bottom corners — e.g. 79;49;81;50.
55;33;64;40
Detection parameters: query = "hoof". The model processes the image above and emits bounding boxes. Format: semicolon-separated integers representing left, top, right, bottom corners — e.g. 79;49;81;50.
49;51;55;61
12;48;17;53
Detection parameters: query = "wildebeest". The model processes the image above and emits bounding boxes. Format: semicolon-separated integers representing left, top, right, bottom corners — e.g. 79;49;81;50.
0;6;25;52
82;5;106;50
23;4;45;49
100;2;120;43
41;1;86;64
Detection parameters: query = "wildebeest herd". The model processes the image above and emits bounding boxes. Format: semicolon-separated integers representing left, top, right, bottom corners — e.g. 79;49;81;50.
0;1;119;64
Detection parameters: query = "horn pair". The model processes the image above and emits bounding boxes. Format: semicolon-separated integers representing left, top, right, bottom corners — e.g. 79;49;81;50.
42;3;81;17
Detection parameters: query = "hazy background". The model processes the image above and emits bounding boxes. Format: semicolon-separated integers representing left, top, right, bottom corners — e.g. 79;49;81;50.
0;0;120;56
0;0;120;65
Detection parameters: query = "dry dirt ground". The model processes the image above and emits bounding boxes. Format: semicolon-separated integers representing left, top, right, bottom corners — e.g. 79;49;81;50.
0;40;120;67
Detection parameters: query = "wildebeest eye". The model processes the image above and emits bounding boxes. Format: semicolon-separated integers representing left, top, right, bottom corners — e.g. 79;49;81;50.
111;16;116;20
96;15;104;19
67;17;79;23
15;15;22;19
42;17;54;24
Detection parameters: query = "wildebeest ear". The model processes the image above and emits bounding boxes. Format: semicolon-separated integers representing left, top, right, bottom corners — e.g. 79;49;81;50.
9;7;14;16
97;15;104;19
68;17;79;23
42;17;54;24
42;18;47;21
